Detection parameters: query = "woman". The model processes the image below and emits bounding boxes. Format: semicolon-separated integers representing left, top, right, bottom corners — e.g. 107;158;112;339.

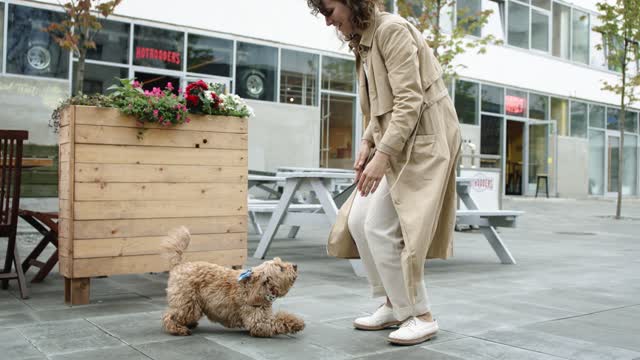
307;0;461;346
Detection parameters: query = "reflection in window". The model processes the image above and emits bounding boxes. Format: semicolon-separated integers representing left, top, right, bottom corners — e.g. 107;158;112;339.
505;89;527;117
570;101;588;138
531;9;549;52
484;0;505;40
607;108;619;130
552;2;571;59
531;0;550;10
321;93;355;169
235;42;278;101
0;3;4;71
625;111;638;133
134;71;180;95
457;0;482;37
588;104;605;128
571;9;589;64
187;34;232;77
588;129;605;195
322;56;355;93
529;93;548;120
480;115;503;168
551;97;569;136
454;80;479;125
280;49;319;106
85;19;129;64
72;62;128;95
507;1;529;49
481;84;504;114
623;134;638;195
590;17;607;69
6;5;69;79
133;25;184;71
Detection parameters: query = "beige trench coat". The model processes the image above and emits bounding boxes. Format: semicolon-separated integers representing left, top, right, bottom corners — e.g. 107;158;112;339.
328;10;461;302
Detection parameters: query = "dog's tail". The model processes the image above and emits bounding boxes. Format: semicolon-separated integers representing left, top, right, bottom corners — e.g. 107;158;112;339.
161;226;191;269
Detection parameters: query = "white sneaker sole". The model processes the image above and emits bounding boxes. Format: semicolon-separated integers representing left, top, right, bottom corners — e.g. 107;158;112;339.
353;320;402;331
387;330;437;345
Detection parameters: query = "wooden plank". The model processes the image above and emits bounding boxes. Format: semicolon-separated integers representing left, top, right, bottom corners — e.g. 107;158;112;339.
73;233;246;258
60;107;73;127
59;143;71;163
75;124;248;150
59;125;70;144
73;106;248;133
58;237;71;258
59;199;71;219
74;182;246;201
58;219;71;242
64;277;90;305
70;249;246;277
59;255;72;277
75;163;246;184
73;198;246;220
75;144;246;166
72;216;247;239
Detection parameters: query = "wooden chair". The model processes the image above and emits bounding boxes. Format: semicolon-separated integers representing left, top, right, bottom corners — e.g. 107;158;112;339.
19;210;59;283
0;130;29;299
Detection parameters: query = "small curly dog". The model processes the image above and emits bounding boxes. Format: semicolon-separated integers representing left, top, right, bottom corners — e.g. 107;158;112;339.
160;226;305;337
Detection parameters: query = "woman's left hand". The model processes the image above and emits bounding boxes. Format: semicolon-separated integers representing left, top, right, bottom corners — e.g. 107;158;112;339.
358;151;390;196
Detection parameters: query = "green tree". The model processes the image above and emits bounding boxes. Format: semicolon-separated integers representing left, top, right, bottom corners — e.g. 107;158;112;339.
593;0;640;218
43;0;122;95
396;0;502;79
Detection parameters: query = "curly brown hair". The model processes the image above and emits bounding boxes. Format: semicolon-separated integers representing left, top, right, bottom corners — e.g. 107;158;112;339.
306;0;382;48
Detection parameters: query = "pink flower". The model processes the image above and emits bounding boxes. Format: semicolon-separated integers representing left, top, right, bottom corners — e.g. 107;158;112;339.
132;81;141;88
153;109;159;117
185;117;191;124
166;82;174;91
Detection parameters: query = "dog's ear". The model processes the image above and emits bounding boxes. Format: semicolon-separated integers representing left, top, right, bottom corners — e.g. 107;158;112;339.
247;276;270;306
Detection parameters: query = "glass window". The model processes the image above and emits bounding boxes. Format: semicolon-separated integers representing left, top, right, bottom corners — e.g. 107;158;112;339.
484;0;505;40
187;34;232;77
85;19;129;64
589;104;605;128
607;108;619;130
505;89;527;117
552;2;571;59
1;2;4;71
457;0;482;37
322;56;355;93
551;97;569;136
280;49;319;106
321;93;355;169
529;93;548;120
571;9;589;64
454;80;479;125
625;111;638;133
570;101;588;138
623;134;637;195
531;9;549;52
6;4;69;79
507;1;529;48
134;71;180;94
590;17;607;69
235;42;278;101
588;129;605;195
133;25;184;71
481;84;504;114
531;0;550;10
72;62;128;95
481;115;503;168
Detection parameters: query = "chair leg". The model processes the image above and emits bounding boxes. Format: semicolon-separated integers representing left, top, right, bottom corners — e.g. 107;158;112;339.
1;237;13;290
13;246;29;299
545;177;549;198
22;231;54;273
535;177;540;198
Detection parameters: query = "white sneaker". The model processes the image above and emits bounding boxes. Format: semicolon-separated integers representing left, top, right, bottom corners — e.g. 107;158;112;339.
353;305;402;330
388;317;438;345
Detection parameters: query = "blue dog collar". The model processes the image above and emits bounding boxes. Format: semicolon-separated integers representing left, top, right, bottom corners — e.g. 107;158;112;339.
238;269;252;281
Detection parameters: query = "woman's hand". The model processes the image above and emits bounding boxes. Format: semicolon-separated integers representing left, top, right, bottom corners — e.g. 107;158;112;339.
358;151;390;197
354;140;372;184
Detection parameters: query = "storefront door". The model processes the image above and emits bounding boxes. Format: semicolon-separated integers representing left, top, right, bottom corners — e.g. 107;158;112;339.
606;131;621;194
527;121;554;195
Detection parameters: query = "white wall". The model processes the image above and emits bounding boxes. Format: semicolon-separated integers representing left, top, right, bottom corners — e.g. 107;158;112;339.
247;100;320;171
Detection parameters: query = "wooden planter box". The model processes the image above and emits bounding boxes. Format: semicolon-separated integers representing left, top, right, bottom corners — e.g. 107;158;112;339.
58;106;248;304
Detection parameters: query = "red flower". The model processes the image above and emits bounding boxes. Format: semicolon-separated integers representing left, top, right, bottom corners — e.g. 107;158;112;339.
210;92;222;108
185;80;209;96
186;94;200;107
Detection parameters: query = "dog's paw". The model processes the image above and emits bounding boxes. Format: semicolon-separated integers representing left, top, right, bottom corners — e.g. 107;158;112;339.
289;317;305;333
186;322;199;329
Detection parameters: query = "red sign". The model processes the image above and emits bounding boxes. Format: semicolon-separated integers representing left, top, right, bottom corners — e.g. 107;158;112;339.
135;46;181;65
505;95;526;115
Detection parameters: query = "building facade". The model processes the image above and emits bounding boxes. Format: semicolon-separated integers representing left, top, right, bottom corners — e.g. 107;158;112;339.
0;0;638;198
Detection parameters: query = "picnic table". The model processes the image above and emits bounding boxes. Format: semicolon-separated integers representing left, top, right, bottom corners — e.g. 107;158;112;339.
249;172;522;274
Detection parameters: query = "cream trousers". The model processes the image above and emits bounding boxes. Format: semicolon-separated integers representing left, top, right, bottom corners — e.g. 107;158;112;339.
347;176;430;321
